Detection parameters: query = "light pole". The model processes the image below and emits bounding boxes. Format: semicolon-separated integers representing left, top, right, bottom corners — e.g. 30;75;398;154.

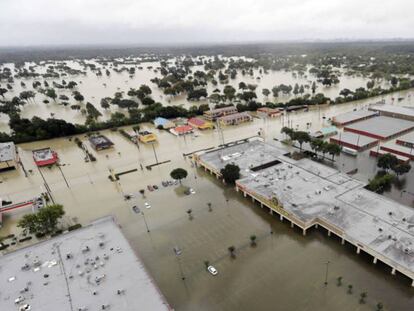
173;247;185;281
57;164;70;188
151;142;159;165
324;260;330;286
141;211;150;233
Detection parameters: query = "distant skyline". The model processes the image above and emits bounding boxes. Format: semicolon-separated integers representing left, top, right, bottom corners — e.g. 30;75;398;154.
1;0;413;47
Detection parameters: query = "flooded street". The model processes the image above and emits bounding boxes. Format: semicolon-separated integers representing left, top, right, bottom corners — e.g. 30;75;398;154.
1;87;414;309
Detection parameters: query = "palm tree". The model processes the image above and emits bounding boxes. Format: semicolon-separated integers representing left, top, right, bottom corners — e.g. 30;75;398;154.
250;235;257;247
228;246;236;258
336;276;342;286
207;202;212;212
359;292;367;304
347;284;353;294
187;209;193;220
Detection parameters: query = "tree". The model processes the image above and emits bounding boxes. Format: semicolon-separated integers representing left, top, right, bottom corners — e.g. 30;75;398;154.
336;276;343;286
376;302;384;311
390;76;398;87
250;234;257;247
326;143;341;161
207;202;212;212
204;260;210;269
347;284;353;294
238;82;247;90
271;86;279;98
377;153;398;171
220;164;240;184
45;88;57;102
293;83;300;96
73;91;84;102
223;85;236;100
170;168;188;184
391;162;411;177
359;292;367;304
228;245;236;258
186;209;193;220
100;98;110;110
311;81;317;94
0;88;8;98
18;204;65;236
281;127;294;140
295;131;311;151
262;88;270;97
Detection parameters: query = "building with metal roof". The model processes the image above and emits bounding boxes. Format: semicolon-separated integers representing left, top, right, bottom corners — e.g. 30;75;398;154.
332;110;377;126
153;117;175;129
344;116;414;140
369;105;414;121
330;131;378;151
0;216;171;311
0;142;18;171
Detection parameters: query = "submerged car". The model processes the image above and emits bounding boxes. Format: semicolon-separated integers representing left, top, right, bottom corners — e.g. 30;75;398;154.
207;265;218;276
132;206;140;214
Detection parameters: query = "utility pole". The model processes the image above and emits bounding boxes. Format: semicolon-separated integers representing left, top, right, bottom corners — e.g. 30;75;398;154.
151;143;159;164
141;211;150;233
173;247;185;281
37;166;55;204
57;164;70;188
324;260;330;286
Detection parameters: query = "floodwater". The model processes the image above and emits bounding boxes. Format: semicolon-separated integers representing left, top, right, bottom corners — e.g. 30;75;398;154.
0;57;393;134
1;85;414;309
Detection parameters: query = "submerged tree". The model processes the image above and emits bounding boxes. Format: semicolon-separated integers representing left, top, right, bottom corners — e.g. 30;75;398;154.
170;168;188;184
220;164;240;184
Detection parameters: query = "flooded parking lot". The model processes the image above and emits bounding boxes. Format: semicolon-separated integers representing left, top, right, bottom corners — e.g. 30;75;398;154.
1;90;414;310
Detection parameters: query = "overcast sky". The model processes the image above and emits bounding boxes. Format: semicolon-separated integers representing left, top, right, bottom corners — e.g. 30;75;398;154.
1;0;413;47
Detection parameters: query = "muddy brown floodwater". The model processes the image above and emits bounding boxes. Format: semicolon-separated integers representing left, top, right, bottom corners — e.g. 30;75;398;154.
1;89;414;310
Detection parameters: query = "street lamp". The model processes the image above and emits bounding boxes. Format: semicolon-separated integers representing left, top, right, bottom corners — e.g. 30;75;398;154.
173;247;185;281
324;260;330;286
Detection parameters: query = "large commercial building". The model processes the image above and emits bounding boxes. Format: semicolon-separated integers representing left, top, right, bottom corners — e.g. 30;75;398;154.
330;131;378;151
0;142;18;171
195;139;414;286
332;110;377;126
344;116;414;140
369;105;414;121
0;216;171;311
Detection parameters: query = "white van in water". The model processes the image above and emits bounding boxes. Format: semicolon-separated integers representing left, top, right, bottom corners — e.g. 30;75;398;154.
342;147;357;156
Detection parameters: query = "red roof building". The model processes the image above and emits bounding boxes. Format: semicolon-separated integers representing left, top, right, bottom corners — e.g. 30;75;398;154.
170;125;193;136
32;148;59;167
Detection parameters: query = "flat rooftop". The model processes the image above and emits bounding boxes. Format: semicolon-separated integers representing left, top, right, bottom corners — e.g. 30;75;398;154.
89;135;113;145
397;131;414;146
0;216;170;311
344;116;414;139
198;140;414;279
369;105;414;118
198;139;289;177
333;110;377;125
330;131;378;148
0;142;16;162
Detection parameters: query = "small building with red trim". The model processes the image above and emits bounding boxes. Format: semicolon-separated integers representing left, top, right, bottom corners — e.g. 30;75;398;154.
170;125;193;136
33;148;59;167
